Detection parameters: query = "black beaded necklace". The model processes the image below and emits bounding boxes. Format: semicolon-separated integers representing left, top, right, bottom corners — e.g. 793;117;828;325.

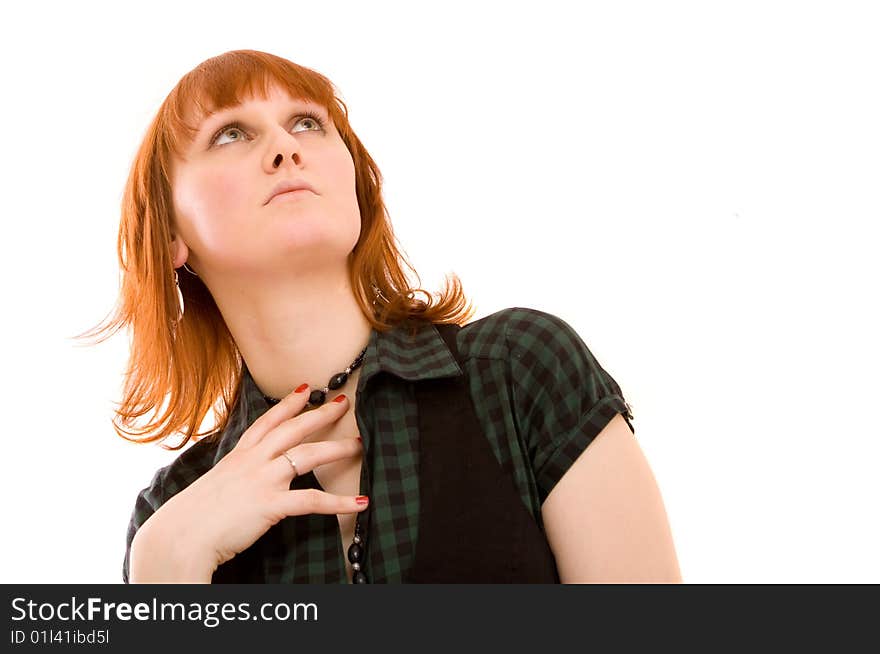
261;344;370;583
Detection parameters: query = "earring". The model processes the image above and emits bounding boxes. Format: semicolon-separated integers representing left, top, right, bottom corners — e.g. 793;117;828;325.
183;262;198;277
174;269;185;323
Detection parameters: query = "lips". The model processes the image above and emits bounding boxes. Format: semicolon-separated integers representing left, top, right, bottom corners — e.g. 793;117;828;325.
270;188;313;202
265;179;316;204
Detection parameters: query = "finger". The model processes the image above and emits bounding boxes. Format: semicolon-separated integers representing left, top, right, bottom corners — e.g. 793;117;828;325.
260;394;349;458
274;439;363;479
238;383;313;449
273;488;369;518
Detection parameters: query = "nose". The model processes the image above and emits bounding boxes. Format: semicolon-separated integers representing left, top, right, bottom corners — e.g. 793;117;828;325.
267;128;303;170
272;151;299;168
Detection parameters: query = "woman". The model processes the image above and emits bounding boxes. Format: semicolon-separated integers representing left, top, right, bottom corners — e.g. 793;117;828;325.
79;49;681;583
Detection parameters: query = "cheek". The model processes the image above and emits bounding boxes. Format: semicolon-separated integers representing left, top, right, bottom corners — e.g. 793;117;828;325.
175;170;251;245
333;149;357;192
323;148;359;218
195;170;250;217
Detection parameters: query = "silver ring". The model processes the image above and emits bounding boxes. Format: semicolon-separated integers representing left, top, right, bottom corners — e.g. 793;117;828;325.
282;451;298;477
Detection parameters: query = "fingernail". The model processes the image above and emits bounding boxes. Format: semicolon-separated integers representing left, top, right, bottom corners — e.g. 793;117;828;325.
333;394;347;403
355;496;369;505
294;383;309;393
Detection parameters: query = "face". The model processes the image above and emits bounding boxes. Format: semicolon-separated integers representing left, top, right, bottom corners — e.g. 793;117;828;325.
169;83;361;279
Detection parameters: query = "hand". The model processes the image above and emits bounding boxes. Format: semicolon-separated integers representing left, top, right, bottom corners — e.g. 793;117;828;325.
138;386;366;577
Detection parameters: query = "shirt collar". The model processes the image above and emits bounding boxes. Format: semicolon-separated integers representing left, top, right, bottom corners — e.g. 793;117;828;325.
211;319;462;463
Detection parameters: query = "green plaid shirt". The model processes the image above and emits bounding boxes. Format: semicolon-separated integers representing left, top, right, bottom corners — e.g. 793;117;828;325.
123;306;635;583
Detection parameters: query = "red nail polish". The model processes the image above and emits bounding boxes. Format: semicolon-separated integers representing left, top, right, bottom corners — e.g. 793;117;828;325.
355;496;369;505
333;394;347;403
294;383;309;393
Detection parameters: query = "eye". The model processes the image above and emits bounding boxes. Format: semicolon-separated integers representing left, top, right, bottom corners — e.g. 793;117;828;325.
208;111;327;148
210;122;247;147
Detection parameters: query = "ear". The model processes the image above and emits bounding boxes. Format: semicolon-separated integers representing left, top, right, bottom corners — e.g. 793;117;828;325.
170;235;191;270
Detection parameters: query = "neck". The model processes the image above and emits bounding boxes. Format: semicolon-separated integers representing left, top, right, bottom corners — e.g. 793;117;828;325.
203;264;373;402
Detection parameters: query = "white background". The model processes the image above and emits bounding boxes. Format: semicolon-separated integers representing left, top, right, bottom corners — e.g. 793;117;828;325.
2;0;877;584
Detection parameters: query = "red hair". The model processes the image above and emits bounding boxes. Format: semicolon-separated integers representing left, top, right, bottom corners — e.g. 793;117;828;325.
72;49;476;450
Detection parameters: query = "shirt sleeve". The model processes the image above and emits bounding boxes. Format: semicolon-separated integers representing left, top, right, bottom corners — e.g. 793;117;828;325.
122;468;167;584
505;307;635;505
121;437;217;583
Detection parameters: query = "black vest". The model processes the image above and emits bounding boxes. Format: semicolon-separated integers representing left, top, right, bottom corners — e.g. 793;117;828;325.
403;322;560;583
212;322;560;583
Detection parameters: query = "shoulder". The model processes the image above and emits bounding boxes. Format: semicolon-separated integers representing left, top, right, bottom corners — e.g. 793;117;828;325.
454;305;634;438
132;435;219;516
492;306;633;425
123;435;220;583
460;307;634;503
454;306;576;361
455;306;600;371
